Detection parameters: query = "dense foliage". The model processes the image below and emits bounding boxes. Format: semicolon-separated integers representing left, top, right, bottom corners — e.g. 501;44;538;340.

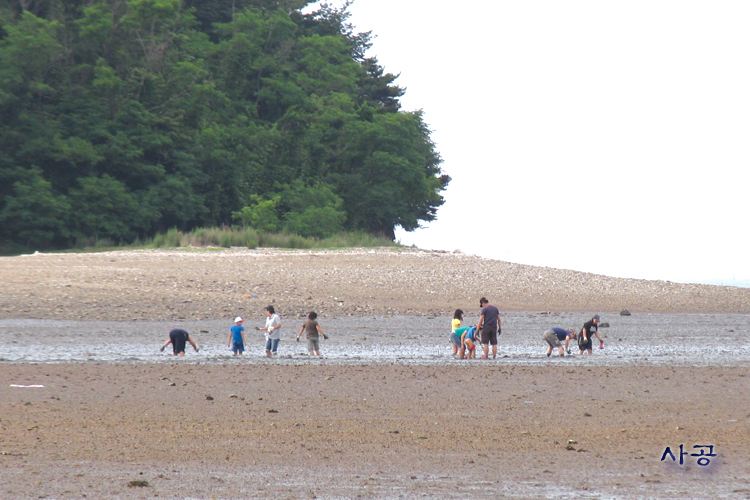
0;0;449;250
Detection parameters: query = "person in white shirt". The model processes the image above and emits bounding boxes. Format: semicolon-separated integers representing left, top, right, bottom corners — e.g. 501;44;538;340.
262;305;282;356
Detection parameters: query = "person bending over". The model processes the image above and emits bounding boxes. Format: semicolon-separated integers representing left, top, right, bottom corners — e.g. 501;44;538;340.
161;328;198;356
543;327;576;357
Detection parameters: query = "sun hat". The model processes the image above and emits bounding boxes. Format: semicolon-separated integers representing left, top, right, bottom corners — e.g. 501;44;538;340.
234;316;243;323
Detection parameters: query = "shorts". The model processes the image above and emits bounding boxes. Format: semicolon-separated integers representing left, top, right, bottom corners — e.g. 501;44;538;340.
232;341;244;353
170;330;188;354
449;331;462;347
265;338;280;353
480;325;498;345
578;335;592;351
543;329;562;348
306;338;320;352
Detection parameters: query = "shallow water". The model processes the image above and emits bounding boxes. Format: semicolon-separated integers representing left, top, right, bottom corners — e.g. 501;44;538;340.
2;312;749;367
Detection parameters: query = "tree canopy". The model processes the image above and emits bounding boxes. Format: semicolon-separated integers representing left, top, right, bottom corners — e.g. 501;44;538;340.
0;0;449;250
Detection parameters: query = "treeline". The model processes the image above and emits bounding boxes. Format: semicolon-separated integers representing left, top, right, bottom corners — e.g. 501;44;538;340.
0;0;449;252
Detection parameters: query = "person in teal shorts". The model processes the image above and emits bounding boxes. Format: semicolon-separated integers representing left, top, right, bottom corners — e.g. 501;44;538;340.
459;326;478;359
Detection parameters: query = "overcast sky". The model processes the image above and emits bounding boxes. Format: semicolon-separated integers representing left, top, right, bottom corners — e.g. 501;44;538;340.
341;1;749;286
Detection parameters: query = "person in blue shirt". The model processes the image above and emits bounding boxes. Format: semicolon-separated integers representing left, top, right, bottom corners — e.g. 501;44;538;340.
228;316;245;356
459;326;478;359
543;327;576;357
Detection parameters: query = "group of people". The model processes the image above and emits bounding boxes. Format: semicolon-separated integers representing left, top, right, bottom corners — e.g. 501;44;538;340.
162;305;329;357
450;297;502;359
162;297;604;360
450;298;604;359
542;314;603;357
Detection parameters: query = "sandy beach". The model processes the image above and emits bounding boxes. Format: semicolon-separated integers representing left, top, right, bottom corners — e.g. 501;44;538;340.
1;248;749;499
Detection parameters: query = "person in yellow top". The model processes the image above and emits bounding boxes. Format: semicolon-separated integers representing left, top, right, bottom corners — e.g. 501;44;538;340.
450;309;471;357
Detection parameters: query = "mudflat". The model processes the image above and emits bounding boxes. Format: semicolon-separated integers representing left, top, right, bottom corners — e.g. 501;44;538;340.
2;363;748;499
1;248;749;499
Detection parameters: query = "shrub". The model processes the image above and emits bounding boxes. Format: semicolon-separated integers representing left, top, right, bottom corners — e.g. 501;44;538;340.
151;228;183;248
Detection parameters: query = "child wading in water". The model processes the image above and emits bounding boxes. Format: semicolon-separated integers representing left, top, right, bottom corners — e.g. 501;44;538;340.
228;316;245;355
460;326;478;359
296;311;328;356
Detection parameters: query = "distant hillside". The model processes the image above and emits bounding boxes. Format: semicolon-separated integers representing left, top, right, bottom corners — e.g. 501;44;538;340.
0;1;449;251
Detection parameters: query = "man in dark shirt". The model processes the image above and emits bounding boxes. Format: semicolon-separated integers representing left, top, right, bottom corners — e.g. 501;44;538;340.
160;328;199;356
578;315;603;354
476;297;500;359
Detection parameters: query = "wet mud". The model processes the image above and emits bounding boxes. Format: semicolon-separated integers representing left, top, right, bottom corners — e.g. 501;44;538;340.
2;313;750;499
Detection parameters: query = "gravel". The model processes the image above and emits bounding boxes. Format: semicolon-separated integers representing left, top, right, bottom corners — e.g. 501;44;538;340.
3;247;749;321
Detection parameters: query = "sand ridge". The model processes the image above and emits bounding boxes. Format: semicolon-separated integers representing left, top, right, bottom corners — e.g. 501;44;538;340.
2;247;750;321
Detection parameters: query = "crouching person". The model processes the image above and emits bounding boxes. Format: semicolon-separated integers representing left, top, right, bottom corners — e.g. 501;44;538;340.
543;327;576;357
460;326;479;360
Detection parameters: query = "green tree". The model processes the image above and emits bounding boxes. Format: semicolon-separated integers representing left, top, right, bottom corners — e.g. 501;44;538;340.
232;194;280;232
278;179;346;238
144;175;209;232
0;0;449;252
326;111;449;239
283;206;345;238
0;168;71;248
69;174;150;241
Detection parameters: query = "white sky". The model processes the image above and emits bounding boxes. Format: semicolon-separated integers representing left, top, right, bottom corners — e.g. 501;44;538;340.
342;1;750;285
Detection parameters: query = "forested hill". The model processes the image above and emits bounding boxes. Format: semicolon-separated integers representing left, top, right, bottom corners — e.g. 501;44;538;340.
0;0;449;250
